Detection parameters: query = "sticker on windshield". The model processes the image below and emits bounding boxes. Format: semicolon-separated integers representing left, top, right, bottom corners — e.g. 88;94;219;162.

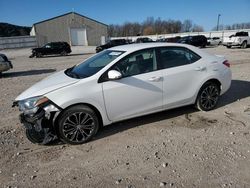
109;52;122;56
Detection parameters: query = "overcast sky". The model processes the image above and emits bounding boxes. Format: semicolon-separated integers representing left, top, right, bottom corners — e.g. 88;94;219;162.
0;0;250;31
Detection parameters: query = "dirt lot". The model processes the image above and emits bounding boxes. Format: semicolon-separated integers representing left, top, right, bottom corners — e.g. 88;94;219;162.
0;46;250;188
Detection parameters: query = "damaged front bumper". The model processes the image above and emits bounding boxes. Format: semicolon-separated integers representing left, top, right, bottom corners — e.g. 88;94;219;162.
15;101;61;144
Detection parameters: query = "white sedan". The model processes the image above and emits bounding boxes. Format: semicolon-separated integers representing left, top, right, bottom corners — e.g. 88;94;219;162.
207;37;222;46
14;43;232;145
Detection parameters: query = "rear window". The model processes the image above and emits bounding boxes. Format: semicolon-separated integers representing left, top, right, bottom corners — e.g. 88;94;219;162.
235;32;248;37
158;47;201;69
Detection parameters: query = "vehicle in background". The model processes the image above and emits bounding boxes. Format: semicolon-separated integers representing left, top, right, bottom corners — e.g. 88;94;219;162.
207;37;222;46
156;38;168;42
135;37;154;43
13;43;231;145
29;42;71;58
223;31;250;49
166;36;181;43
96;39;128;53
0;53;13;76
157;36;181;43
178;35;207;48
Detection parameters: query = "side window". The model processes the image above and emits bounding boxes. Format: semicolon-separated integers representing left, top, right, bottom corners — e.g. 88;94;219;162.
0;56;5;62
45;44;51;48
159;47;201;69
113;49;157;77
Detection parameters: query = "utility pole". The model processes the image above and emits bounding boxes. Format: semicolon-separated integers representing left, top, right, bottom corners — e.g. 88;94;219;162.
217;14;221;31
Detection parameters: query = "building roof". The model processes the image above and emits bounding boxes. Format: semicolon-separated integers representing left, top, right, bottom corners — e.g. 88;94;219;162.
33;12;108;27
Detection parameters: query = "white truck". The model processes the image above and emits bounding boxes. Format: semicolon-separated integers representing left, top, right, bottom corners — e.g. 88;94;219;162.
223;31;250;48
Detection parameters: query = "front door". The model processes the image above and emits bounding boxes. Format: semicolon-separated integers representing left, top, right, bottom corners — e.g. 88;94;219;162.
102;48;163;122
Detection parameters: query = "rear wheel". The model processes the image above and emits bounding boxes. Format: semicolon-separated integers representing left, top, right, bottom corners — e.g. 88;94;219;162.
61;50;67;56
241;41;247;49
227;45;231;48
196;82;220;111
57;105;99;145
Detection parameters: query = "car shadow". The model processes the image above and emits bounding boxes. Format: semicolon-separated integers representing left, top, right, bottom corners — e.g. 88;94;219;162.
94;80;250;143
48;79;250;146
94;106;197;142
33;53;94;59
217;79;250;107
205;45;220;48
1;69;56;78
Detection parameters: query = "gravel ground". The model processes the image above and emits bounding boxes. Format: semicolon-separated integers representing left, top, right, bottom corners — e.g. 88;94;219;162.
0;45;250;188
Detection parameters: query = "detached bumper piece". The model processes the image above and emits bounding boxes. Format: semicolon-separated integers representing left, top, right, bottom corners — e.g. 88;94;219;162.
20;109;58;145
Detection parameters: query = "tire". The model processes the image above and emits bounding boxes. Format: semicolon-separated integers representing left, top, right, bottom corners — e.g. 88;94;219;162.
36;52;42;58
57;105;99;145
227;45;231;49
241;41;247;49
26;128;46;144
29;54;34;58
60;50;67;56
195;82;220;111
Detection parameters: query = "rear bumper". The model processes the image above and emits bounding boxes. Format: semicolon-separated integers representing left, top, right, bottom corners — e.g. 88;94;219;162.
220;69;232;95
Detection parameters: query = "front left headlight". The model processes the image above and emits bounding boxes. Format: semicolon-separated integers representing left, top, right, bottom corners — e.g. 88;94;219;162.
18;96;49;115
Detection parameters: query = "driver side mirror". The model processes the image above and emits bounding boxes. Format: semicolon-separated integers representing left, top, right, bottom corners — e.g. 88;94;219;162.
108;70;122;80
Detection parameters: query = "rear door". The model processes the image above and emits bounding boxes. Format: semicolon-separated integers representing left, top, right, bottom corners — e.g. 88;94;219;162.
102;48;163;121
157;47;205;109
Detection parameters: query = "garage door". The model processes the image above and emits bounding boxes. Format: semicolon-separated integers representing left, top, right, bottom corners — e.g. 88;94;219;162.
70;28;88;46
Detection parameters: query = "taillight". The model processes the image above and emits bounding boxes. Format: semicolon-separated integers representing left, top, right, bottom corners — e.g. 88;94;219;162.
223;60;230;68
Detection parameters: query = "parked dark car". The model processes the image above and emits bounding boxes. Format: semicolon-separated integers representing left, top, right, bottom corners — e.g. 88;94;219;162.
30;42;71;58
157;36;181;43
96;39;128;53
178;35;207;48
135;37;154;43
0;53;13;76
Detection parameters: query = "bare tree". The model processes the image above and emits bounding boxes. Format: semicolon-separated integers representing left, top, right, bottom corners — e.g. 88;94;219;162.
192;24;204;32
182;20;193;32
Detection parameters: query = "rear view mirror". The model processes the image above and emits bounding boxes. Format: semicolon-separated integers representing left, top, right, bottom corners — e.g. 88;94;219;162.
108;70;122;80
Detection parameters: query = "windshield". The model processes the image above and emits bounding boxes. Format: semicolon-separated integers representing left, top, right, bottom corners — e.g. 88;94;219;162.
65;50;124;79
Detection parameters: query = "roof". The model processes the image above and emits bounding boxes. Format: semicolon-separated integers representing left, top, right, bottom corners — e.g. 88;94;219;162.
110;42;202;54
33;12;108;27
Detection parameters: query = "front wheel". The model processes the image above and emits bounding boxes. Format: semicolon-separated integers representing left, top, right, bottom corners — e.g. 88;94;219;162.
195;82;220;111
241;41;247;49
57;105;99;145
36;52;42;58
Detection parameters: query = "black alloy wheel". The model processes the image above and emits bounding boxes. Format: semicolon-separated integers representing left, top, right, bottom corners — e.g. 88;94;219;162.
57;105;99;145
196;82;220;111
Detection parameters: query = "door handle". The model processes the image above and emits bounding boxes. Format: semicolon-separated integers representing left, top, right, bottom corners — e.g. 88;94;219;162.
148;76;162;82
194;66;206;71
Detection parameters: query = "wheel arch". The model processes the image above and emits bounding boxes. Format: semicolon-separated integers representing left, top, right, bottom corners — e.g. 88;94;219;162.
195;78;222;103
54;103;104;129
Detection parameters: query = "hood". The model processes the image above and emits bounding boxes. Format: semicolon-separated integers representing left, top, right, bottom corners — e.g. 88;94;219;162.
15;70;79;101
32;47;43;51
97;44;108;49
